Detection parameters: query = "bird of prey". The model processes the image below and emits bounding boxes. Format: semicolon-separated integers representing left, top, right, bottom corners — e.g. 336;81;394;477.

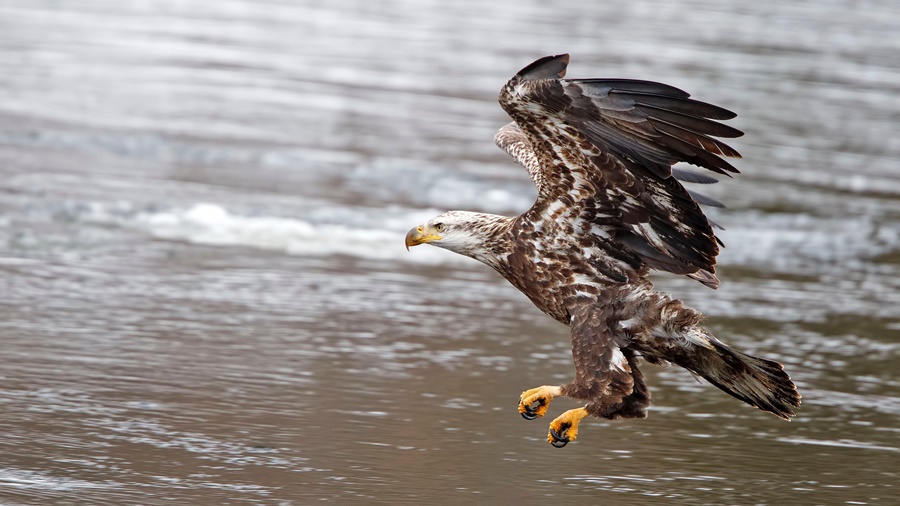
405;54;800;447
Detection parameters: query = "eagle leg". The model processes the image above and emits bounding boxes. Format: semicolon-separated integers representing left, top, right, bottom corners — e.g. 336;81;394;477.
547;407;590;448
518;385;562;420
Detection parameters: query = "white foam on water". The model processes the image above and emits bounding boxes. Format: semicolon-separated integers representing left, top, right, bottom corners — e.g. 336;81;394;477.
0;468;115;491
117;203;474;265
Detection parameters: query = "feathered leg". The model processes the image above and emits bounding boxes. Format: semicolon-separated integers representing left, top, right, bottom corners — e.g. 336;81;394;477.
593;348;651;420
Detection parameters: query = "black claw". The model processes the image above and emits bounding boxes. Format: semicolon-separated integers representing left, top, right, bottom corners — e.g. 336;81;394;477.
549;426;570;448
519;398;542;421
550;439;569;448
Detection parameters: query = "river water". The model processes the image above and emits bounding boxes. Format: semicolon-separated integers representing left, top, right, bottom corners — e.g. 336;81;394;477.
0;0;898;504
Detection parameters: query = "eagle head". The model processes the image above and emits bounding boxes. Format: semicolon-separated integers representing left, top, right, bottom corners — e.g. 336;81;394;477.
405;211;510;266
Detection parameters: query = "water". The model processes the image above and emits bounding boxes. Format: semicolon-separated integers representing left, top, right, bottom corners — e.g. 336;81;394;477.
0;0;898;503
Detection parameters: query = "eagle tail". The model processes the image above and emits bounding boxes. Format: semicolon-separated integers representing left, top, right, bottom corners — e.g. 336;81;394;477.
686;337;801;420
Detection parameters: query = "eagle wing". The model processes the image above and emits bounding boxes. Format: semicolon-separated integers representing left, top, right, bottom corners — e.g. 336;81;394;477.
496;54;743;287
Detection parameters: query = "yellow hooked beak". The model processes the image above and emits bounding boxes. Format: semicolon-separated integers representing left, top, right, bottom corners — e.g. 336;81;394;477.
405;225;442;251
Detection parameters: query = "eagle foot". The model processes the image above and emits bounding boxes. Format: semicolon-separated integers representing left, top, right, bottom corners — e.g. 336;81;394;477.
547;407;589;448
518;385;562;421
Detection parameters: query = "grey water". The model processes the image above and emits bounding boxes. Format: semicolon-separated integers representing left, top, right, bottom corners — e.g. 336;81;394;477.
0;0;898;503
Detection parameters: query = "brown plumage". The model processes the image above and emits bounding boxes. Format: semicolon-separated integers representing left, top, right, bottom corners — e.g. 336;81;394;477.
405;54;800;447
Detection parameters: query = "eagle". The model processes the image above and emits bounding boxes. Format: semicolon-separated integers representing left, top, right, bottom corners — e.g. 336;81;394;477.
405;54;800;447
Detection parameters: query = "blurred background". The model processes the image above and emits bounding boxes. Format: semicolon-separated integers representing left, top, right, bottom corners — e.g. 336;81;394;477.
0;0;898;503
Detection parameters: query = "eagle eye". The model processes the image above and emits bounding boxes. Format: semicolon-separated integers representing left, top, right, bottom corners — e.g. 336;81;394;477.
435;223;446;233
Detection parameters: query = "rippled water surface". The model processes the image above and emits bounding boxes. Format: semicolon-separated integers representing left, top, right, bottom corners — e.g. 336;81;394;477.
1;0;899;504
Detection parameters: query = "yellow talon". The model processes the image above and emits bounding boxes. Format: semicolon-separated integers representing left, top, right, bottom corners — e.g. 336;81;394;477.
518;385;562;420
547;407;590;447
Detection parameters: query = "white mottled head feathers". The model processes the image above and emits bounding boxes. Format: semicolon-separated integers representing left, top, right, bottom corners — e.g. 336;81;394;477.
406;211;511;268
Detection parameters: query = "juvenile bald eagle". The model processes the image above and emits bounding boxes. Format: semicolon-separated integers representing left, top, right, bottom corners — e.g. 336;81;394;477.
405;54;800;447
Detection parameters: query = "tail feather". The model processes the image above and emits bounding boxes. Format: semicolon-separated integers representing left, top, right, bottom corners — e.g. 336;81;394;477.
684;337;801;420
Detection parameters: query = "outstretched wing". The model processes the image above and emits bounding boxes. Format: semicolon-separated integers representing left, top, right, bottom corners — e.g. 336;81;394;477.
497;54;743;287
